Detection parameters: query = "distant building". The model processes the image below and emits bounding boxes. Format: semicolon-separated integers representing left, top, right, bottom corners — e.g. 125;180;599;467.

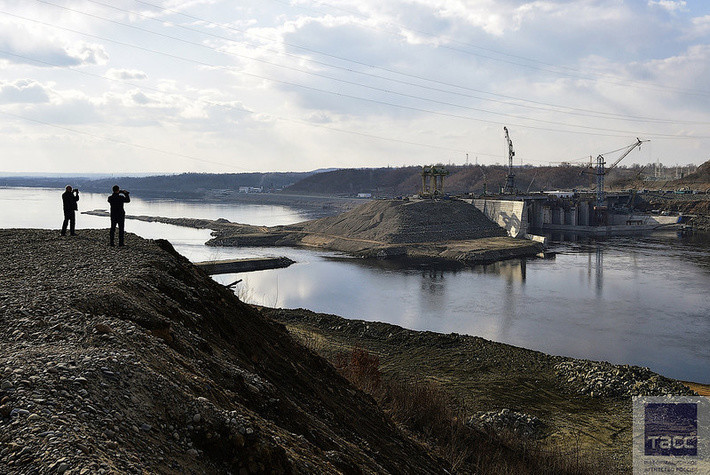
357;193;372;198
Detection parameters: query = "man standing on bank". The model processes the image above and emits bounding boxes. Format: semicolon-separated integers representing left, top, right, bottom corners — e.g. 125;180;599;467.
108;185;130;246
61;185;79;236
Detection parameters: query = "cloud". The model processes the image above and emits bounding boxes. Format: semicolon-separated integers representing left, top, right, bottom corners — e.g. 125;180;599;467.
687;15;710;38
0;20;108;67
25;97;102;126
107;69;149;81
131;91;152;105
306;111;333;124
0;79;50;104
648;1;687;13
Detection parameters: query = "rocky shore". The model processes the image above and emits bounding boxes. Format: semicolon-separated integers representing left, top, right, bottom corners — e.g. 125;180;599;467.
0;229;448;473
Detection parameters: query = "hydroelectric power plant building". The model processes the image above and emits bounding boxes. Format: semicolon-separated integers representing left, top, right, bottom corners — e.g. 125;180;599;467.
468;192;681;239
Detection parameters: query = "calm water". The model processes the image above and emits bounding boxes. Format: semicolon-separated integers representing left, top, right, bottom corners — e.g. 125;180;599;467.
2;187;708;383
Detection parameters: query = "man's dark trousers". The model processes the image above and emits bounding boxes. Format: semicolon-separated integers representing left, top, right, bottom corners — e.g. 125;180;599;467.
110;215;125;246
61;210;76;236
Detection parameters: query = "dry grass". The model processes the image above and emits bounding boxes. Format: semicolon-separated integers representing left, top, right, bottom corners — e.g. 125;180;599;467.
332;346;618;474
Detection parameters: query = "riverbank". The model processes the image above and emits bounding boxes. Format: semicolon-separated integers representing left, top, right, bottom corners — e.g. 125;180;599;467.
263;307;698;473
1;229;701;473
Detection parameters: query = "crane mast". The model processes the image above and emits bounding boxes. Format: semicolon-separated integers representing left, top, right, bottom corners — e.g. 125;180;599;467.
503;127;516;194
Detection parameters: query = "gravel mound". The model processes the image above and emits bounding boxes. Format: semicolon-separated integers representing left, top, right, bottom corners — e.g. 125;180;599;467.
467;409;545;438
0;229;444;474
555;360;697;398
301;199;506;244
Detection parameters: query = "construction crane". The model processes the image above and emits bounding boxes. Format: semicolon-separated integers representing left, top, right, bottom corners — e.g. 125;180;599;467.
503;127;515;194
589;138;647;207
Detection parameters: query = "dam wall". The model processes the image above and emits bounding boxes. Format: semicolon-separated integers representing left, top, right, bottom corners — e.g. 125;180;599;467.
471;199;527;238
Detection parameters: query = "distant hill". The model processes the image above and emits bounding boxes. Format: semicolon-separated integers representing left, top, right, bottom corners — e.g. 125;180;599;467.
3;163;681;199
0;172;320;198
283;165;612;196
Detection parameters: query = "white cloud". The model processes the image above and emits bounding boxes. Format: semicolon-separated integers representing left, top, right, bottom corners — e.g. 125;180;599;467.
131;91;152;104
687;15;710;38
648;1;687;13
0;20;108;67
0;79;50;104
106;69;149;81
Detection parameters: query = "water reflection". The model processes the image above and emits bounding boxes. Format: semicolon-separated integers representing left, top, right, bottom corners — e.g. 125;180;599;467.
418;270;446;317
475;259;527;283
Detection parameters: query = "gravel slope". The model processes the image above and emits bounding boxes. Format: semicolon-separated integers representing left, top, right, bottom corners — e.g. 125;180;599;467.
0;229;446;474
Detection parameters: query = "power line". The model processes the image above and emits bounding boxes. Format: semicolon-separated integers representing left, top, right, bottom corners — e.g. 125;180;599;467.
269;0;710;98
33;0;673;129
116;0;710;125
4;8;706;140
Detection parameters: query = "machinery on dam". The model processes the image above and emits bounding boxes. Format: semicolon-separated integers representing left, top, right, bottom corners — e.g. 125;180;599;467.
467;134;680;238
583;138;647;226
503;127;516;195
420;165;450;197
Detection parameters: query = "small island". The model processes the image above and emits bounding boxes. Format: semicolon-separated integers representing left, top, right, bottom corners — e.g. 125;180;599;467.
85;199;544;265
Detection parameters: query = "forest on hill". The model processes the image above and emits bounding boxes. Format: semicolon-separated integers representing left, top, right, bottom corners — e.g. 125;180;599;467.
3;160;707;199
282;164;654;197
0;172;319;198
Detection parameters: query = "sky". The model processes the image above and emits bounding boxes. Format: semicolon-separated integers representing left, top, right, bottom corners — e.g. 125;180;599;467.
0;0;709;174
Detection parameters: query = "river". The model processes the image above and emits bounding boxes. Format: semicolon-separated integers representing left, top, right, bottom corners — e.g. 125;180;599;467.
2;187;708;383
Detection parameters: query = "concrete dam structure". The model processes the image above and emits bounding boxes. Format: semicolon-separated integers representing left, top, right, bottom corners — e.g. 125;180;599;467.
470;194;681;237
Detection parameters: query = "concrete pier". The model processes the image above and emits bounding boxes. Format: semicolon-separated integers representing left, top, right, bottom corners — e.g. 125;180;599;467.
195;257;294;275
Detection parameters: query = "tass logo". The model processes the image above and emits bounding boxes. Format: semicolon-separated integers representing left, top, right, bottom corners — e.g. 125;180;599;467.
645;403;698;456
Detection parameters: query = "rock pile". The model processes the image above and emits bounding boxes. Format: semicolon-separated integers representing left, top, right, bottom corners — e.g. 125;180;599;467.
554;360;697;398
467;409;545;438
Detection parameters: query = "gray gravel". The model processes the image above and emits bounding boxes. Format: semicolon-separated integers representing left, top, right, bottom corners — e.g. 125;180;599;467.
0;228;446;474
554;360;697;398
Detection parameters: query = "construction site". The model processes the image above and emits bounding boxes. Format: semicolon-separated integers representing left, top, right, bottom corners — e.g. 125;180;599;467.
419;128;695;239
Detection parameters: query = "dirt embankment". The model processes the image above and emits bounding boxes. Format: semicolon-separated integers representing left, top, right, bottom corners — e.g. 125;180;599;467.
0;229;449;473
208;199;543;264
263;308;698;473
633;194;710;231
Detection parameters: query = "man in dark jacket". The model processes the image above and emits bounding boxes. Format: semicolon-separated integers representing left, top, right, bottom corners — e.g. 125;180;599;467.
108;185;130;246
61;185;79;236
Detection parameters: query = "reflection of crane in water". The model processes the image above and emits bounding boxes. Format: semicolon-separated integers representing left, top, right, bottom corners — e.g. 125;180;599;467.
588;246;604;295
